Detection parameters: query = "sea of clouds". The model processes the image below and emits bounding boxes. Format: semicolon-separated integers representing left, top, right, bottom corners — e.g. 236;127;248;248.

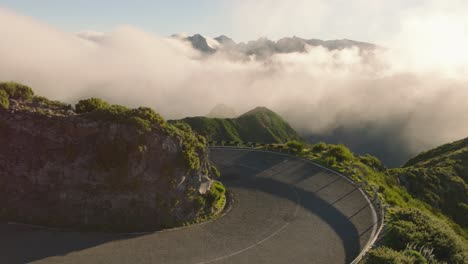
1;2;467;165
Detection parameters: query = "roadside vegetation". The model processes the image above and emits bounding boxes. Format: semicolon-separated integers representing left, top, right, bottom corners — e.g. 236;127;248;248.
256;141;468;263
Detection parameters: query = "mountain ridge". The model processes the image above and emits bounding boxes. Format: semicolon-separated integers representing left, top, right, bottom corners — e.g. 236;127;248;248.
172;106;301;143
176;34;379;57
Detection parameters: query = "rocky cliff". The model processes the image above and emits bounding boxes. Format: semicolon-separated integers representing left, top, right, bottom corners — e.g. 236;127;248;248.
0;83;221;231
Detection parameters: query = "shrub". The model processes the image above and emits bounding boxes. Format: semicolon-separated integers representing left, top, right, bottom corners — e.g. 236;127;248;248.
385;208;468;263
0;90;9;109
130;107;164;125
286;140;305;152
312;142;328;152
360;154;385;171
324;156;336;166
0;82;34;100
363;247;414;264
75;98;110;114
205;181;226;211
328;144;353;162
403;250;428;264
91;104;130;122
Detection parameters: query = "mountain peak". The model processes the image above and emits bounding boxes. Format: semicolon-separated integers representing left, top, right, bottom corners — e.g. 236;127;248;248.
240;106;278;117
186;34;216;53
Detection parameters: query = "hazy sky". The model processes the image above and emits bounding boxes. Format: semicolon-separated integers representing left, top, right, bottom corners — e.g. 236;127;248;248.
0;0;462;43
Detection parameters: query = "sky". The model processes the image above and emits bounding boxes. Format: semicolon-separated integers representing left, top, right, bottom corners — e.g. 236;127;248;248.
0;0;230;38
0;0;461;43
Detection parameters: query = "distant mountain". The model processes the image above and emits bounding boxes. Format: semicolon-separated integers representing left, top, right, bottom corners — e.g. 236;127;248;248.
206;104;238;118
392;137;468;227
214;35;236;47
177;34;378;57
172;106;301;143
186;34;216;53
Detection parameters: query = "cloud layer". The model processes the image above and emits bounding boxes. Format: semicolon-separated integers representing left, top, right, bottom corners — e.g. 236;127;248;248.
1;6;468;165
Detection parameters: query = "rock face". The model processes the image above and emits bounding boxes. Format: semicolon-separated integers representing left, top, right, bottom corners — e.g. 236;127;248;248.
0;99;216;231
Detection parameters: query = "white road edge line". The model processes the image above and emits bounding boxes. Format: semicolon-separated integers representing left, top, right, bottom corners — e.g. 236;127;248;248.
209;146;383;264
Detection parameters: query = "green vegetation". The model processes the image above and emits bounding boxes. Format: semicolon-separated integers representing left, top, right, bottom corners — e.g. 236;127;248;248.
73;98;210;174
76;99;165;133
390;137;468;228
205;181;226;213
286;140;305;152
174;106;301;143
383;208;467;263
263;141;467;263
0;90;9;109
164;122;208;172
363;247;420;264
75;98;110;113
0;82;34;101
32;96;72;111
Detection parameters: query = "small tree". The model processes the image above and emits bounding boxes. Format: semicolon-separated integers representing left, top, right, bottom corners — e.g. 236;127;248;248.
75;98;110;114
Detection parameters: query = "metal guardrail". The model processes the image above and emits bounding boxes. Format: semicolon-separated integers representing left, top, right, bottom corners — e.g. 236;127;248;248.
208;144;386;264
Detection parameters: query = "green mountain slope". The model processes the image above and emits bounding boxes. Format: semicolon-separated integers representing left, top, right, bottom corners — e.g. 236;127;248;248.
392;137;468;228
174;106;301;143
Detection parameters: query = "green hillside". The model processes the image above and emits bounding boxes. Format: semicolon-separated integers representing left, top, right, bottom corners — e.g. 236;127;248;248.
392;137;468;228
173;106;301;143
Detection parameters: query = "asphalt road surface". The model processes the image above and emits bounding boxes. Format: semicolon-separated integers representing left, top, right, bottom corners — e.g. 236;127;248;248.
0;148;378;264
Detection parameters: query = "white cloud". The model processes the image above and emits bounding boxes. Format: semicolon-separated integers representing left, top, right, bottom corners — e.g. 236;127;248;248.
1;6;468;158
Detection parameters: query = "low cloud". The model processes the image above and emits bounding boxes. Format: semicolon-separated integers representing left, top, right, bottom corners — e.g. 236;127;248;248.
1;7;468;165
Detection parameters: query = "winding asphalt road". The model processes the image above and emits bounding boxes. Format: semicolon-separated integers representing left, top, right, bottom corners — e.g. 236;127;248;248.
0;148;378;264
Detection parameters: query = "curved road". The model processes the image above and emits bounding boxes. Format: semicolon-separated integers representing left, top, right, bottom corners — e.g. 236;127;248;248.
0;148;378;264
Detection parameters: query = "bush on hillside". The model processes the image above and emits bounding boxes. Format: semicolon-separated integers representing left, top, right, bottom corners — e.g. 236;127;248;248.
384;208;467;263
130;107;164;125
286;140;305;152
0;90;9;109
328;144;354;162
75;98;110;114
311;142;328;152
363;247;417;264
205;181;226;211
0;82;34;101
360;154;385;171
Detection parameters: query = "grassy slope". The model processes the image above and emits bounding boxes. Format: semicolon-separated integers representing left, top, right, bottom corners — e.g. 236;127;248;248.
392;137;468;228
174;107;301;143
